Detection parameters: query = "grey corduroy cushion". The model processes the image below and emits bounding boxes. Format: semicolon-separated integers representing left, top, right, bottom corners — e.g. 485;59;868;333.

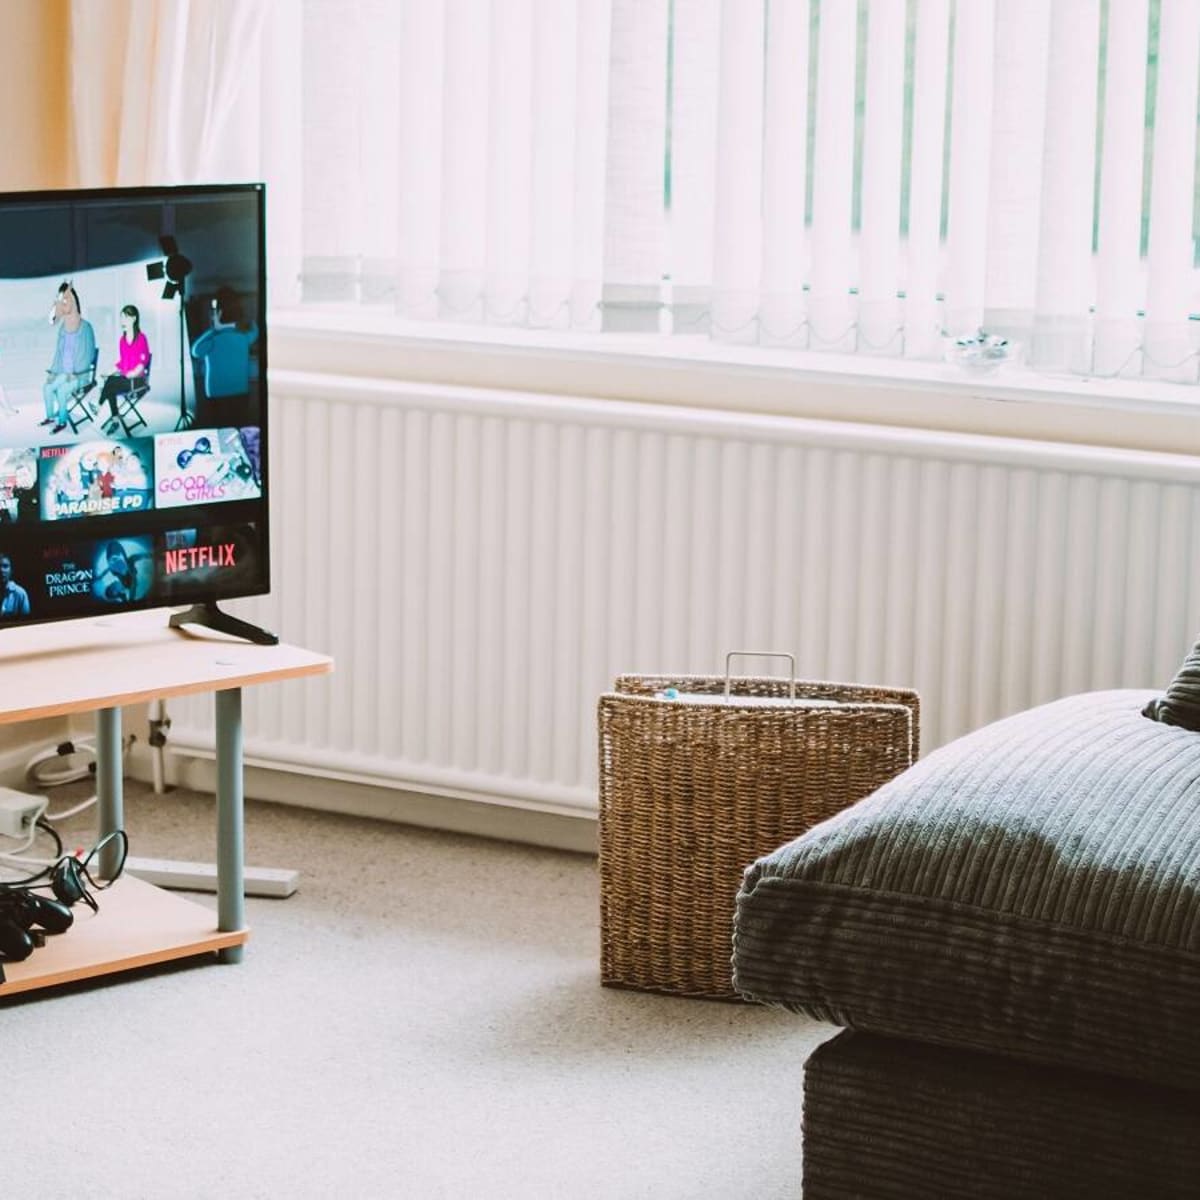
1144;639;1200;731
732;690;1200;1088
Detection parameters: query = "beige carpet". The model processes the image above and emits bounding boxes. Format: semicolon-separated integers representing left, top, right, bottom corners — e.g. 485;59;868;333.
1;781;831;1199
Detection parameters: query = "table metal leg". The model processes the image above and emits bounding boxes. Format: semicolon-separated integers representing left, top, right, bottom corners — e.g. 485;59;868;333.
215;687;245;963
96;707;123;879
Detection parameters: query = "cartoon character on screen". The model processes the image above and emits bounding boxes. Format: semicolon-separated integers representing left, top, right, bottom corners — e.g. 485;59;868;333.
0;454;37;523
72;447;101;508
107;445;152;514
14;460;36;520
191;287;258;401
95;539;151;605
0;554;30;618
42;282;97;435
95;452;115;501
109;445;137;491
99;305;151;436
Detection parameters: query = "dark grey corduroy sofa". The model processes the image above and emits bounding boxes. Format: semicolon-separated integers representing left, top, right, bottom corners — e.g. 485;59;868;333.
733;689;1200;1198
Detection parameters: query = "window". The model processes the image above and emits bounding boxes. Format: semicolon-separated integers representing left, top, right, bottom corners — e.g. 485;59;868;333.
289;0;1200;385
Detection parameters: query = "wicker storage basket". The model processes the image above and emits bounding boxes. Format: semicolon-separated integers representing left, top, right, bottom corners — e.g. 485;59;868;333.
598;670;920;999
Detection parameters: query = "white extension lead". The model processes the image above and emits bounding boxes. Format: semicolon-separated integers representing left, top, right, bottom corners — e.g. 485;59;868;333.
0;737;133;876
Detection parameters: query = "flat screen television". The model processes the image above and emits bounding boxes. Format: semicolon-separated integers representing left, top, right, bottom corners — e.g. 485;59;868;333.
0;183;274;643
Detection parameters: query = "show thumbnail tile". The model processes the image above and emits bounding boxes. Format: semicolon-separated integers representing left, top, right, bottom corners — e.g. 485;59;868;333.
39;438;154;521
39;535;155;609
0;448;38;523
154;427;262;509
0;544;32;618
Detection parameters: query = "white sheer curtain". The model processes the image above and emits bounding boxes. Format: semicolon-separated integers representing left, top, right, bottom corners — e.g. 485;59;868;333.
67;0;301;304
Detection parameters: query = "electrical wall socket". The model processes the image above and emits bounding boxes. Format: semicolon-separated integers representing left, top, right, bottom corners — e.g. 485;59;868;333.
0;787;44;837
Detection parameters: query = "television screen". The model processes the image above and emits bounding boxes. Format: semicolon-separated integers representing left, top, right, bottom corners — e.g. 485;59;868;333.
0;184;268;629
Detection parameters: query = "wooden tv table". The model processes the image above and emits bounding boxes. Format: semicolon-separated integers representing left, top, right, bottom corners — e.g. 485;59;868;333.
0;609;332;996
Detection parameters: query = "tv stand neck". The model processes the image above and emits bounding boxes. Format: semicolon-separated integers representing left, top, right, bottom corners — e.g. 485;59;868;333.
168;602;278;646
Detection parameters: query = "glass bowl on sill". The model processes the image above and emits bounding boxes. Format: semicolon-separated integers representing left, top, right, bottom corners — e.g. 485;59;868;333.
944;329;1014;375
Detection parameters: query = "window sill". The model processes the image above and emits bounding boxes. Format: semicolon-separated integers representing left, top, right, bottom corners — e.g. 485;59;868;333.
267;307;1200;457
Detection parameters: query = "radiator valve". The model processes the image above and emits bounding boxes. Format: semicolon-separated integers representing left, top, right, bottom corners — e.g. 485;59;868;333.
148;711;171;749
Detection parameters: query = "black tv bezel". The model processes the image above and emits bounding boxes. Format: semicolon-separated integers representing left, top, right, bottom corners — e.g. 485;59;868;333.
0;180;271;627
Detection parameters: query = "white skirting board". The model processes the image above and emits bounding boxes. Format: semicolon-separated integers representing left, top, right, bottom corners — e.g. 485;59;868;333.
126;743;598;856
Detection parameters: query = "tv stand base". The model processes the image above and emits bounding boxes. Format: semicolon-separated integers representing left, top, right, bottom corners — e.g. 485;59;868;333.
169;603;278;646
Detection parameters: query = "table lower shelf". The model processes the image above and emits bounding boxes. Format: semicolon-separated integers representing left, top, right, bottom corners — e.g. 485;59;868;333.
0;875;248;996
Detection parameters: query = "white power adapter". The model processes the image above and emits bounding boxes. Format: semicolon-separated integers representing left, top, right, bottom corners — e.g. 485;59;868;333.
0;787;45;837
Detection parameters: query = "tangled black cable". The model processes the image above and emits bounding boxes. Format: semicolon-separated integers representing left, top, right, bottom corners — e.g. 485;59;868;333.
0;828;129;914
51;831;129;914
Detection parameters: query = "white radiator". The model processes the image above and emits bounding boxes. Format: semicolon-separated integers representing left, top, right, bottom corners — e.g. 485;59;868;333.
168;371;1200;816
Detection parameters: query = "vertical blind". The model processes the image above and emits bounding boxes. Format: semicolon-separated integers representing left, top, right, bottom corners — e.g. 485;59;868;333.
294;0;1200;384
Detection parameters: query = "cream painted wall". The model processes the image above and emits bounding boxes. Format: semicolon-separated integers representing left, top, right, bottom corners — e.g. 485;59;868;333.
0;2;72;760
0;1;71;191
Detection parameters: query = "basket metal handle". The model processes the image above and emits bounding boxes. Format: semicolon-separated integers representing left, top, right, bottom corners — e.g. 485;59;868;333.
723;651;797;701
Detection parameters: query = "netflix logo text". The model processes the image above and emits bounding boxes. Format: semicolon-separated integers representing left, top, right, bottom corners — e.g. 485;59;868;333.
164;543;236;574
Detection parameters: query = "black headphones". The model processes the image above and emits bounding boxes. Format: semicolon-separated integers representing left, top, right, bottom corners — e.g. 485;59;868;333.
0;830;129;963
